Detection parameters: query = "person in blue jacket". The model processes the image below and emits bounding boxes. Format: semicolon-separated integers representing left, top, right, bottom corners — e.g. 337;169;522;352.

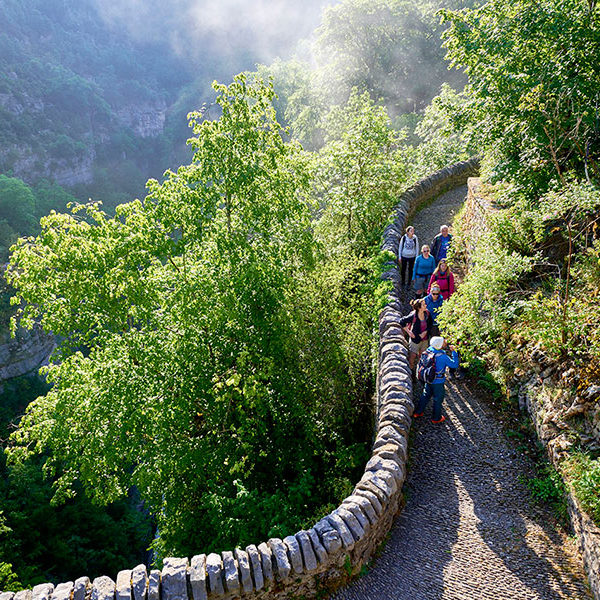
424;283;443;337
412;245;436;297
413;336;459;423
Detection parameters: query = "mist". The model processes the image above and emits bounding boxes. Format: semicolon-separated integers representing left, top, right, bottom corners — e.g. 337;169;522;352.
90;0;337;68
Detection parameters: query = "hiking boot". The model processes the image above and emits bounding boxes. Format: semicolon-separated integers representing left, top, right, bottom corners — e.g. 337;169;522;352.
431;415;446;424
412;412;424;418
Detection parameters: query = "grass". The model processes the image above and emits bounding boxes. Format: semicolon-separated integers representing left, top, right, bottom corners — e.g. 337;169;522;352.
563;451;600;527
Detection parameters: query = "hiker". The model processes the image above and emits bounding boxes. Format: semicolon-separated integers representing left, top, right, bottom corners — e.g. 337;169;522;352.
412;245;436;297
413;336;459;424
398;226;419;288
424;283;443;337
431;225;452;264
428;258;455;300
399;298;434;370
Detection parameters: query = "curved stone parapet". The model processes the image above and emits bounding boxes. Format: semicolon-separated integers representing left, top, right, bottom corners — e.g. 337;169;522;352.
0;156;479;600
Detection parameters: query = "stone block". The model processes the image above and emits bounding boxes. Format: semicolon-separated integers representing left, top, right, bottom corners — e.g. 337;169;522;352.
375;425;405;446
51;583;73;600
342;495;378;525
0;593;15;600
221;551;240;594
14;592;31;600
353;487;383;515
32;585;54;600
361;469;396;498
340;500;370;532
380;390;412;408
245;545;264;591
115;571;132;600
355;477;388;506
283;535;303;575
73;578;90;600
380;342;408;362
313;519;343;554
91;577;115;600
234;548;253;593
366;456;406;484
372;441;407;464
162;558;188;600
307;528;328;564
325;513;355;549
378;416;410;436
267;538;291;581
257;542;274;586
189;555;207;600
205;554;224;596
131;565;148;600
295;531;318;571
336;506;366;541
147;571;160;600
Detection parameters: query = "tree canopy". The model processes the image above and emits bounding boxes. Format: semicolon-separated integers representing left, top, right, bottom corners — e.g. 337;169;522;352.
441;0;600;190
6;75;374;559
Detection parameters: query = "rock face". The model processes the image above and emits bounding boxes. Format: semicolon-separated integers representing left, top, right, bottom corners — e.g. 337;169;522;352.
0;327;55;382
115;100;167;139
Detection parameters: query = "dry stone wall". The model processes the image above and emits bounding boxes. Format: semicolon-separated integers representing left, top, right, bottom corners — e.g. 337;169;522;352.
0;157;479;600
463;176;600;600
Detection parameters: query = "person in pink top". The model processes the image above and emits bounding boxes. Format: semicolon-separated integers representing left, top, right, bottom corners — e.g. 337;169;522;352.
427;258;455;300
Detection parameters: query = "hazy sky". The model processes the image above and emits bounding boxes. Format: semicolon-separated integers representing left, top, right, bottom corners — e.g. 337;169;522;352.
91;0;336;65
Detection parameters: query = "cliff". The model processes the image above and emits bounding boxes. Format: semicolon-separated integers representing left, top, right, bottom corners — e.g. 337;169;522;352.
0;327;55;383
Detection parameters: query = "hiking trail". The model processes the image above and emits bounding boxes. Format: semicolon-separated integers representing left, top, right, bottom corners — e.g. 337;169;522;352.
331;185;591;600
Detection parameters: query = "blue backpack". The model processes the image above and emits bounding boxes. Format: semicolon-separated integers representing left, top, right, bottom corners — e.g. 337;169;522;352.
417;349;438;383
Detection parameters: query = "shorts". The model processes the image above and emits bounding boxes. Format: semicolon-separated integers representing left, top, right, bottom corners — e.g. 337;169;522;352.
409;338;429;355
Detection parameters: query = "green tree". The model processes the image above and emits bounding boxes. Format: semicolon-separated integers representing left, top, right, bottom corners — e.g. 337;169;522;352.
441;0;600;190
315;89;408;252
6;75;367;558
315;0;469;116
0;175;36;235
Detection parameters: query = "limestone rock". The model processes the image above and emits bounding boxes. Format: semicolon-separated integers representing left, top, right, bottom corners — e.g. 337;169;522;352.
325;513;355;548
257;542;274;586
234;548;253;593
91;577;115;600
307;528;328;564
51;583;73;600
161;558;188;600
32;585;54;600
267;538;291;581
221;551;240;594
131;565;148;600
245;544;264;591
343;495;378;525
147;570;160;600
283;535;303;574
189;555;207;600
295;530;318;571
205;554;224;596
313;519;343;554
115;571;131;600
73;578;90;600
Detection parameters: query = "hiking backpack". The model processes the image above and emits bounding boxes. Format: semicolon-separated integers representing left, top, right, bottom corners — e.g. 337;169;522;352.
417;349;438;383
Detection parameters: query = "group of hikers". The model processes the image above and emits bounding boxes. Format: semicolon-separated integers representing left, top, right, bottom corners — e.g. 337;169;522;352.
396;224;461;425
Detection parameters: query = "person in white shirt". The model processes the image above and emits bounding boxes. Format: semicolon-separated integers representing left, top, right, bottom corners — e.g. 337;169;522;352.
398;226;419;288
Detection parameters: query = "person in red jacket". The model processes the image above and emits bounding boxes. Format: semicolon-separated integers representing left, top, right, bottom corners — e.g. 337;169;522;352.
427;258;455;300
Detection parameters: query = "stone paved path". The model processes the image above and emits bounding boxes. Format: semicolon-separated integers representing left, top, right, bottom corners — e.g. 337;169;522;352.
332;185;591;600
